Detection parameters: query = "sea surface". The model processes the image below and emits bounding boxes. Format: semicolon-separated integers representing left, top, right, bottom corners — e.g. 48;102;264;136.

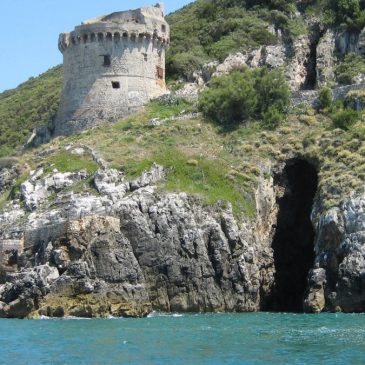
0;312;364;365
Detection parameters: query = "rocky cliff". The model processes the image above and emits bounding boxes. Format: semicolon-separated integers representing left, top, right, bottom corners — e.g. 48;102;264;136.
0;139;364;318
0;150;276;318
0;2;365;319
176;23;365;100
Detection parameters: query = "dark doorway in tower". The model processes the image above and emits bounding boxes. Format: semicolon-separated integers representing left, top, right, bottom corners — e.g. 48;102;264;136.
268;158;318;312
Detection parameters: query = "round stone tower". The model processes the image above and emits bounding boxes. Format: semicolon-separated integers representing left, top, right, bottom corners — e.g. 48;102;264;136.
54;3;170;136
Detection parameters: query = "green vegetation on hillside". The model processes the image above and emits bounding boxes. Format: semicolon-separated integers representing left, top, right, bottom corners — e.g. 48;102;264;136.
335;53;365;85
166;0;365;80
45;152;98;175
6;95;362;217
199;68;290;128
0;66;62;157
0;0;364;161
166;1;280;78
327;0;365;30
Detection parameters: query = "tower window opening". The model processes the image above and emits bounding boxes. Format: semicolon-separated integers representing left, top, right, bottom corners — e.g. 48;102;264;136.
83;34;88;43
106;33;113;41
103;55;111;67
112;81;120;89
98;33;104;42
90;33;96;42
161;25;166;33
143;53;148;61
156;66;164;79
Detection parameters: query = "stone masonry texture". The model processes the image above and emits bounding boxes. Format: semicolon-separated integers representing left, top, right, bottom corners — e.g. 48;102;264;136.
54;3;170;136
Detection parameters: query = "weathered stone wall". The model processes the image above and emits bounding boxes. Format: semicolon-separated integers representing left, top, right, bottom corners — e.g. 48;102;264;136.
54;4;170;136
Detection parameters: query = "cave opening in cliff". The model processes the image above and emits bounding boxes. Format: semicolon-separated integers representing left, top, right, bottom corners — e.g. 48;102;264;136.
302;29;325;90
268;158;318;312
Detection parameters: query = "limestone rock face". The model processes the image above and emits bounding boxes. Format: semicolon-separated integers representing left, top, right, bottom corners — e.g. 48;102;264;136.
188;24;365;95
304;268;326;313
0;164;275;318
20;170;88;211
1;154;365;317
336;30;360;56
0;167;19;195
305;196;365;312
212;53;248;78
285;35;312;91
316;30;336;87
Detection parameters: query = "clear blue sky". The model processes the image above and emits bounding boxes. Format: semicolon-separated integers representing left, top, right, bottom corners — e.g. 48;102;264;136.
0;0;192;92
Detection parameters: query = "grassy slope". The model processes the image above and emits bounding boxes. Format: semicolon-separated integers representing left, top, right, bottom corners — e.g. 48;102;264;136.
8;99;364;218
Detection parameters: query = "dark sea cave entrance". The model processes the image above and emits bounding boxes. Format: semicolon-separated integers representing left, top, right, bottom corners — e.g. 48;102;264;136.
267;158;318;312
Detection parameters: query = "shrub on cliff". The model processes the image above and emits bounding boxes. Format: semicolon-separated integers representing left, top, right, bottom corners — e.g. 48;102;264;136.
318;86;333;110
328;0;365;31
255;67;290;117
199;68;289;127
332;108;360;130
199;71;258;124
335;53;365;85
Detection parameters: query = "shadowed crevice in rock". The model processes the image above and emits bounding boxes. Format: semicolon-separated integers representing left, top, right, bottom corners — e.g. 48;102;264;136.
302;27;325;91
268;158;318;312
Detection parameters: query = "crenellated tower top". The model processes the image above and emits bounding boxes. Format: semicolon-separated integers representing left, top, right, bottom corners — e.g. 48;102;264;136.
58;3;170;52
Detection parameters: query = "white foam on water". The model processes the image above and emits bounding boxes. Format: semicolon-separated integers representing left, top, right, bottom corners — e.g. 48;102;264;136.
39;315;51;320
147;311;184;318
62;316;92;320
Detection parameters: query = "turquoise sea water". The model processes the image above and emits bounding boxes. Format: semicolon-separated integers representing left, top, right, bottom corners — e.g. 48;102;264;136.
0;312;364;365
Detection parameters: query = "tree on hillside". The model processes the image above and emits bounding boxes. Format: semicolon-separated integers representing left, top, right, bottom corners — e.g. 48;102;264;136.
199;68;290;128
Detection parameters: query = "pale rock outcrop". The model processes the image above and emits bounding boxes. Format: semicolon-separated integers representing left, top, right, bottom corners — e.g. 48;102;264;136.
21;170;88;211
187;24;365;95
212;53;248;78
0;162;276;318
304;268;326;313
316;30;336;87
94;168;128;202
0;167;19;195
285;35;312;90
174;83;200;100
305;195;365;312
263;45;286;69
